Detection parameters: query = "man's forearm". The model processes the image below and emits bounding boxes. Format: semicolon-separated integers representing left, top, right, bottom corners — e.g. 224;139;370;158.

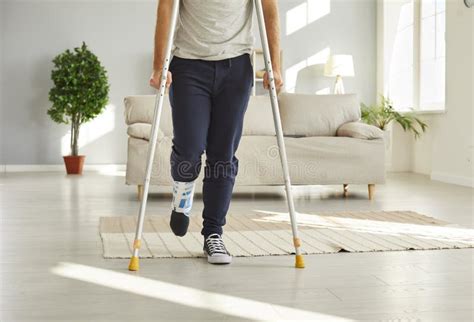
261;0;281;72
153;0;173;70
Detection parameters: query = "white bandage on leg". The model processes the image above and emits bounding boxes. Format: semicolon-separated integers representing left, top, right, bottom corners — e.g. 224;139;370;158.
172;180;196;215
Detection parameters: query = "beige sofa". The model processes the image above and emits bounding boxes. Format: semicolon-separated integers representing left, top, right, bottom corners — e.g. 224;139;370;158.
124;93;385;200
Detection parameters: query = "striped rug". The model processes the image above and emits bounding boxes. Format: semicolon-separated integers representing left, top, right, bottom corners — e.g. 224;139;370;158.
99;211;474;258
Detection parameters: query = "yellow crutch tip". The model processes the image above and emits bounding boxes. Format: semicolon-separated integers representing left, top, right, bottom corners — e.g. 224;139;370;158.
128;256;140;271
295;255;305;268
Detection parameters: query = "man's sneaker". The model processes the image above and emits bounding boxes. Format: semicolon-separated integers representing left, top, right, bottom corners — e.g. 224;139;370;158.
203;233;232;264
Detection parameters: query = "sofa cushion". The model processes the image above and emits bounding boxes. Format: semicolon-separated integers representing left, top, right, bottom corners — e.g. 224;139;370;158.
127;134;386;186
337;122;384;140
124;95;154;125
125;94;275;137
124;95;173;136
278;93;360;137
235;135;385;185
242;95;275;136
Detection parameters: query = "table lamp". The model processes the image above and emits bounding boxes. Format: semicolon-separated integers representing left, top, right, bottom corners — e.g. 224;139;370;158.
324;55;355;94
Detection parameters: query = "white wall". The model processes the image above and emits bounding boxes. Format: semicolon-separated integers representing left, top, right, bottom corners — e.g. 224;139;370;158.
276;0;376;102
1;0;158;165
0;0;377;165
389;0;474;187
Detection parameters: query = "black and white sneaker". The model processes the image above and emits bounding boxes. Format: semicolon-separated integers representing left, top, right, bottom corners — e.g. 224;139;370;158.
203;233;232;264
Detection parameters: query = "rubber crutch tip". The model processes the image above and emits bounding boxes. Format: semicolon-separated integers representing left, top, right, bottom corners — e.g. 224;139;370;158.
295;255;305;268
128;256;140;271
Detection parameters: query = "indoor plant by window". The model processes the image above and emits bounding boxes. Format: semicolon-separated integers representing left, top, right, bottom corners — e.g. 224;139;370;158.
361;96;428;139
361;96;428;169
48;42;110;174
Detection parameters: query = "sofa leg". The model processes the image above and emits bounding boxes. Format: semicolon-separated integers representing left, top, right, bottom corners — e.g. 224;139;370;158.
137;185;144;201
343;184;349;197
368;184;375;200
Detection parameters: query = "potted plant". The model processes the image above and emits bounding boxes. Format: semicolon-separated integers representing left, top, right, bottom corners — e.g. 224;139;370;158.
48;42;110;174
361;95;428;141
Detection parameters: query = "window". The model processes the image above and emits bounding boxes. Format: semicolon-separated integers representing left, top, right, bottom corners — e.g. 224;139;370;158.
419;0;445;110
384;0;446;111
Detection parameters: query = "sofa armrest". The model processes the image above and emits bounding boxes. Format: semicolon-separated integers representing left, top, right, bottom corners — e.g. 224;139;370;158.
127;123;165;142
336;122;384;140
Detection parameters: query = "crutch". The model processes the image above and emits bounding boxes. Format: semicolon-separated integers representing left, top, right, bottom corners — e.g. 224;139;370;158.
254;0;304;268
128;0;304;271
128;0;180;271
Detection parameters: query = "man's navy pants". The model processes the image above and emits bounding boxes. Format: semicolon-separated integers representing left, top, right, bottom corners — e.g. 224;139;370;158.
168;53;253;238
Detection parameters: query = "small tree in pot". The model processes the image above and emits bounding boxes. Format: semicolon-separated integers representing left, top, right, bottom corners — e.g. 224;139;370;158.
48;42;110;174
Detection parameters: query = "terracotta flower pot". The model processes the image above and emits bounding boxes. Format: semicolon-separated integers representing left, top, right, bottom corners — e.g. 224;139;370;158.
63;155;86;175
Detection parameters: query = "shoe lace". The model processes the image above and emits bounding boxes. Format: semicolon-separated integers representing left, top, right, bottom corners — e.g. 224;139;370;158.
206;234;227;254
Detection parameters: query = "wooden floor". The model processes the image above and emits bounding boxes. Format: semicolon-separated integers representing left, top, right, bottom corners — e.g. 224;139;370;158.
0;171;473;321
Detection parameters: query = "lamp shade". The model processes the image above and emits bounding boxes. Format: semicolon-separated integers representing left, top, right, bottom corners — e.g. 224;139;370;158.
324;55;355;77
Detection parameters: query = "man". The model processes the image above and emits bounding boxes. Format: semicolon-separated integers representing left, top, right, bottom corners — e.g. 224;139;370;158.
149;0;283;265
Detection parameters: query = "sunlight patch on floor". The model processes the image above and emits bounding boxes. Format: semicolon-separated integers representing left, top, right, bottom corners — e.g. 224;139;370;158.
253;210;474;245
51;262;353;321
97;165;126;177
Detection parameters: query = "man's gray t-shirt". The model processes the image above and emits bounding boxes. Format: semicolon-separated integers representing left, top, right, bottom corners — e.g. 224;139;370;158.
172;0;254;61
